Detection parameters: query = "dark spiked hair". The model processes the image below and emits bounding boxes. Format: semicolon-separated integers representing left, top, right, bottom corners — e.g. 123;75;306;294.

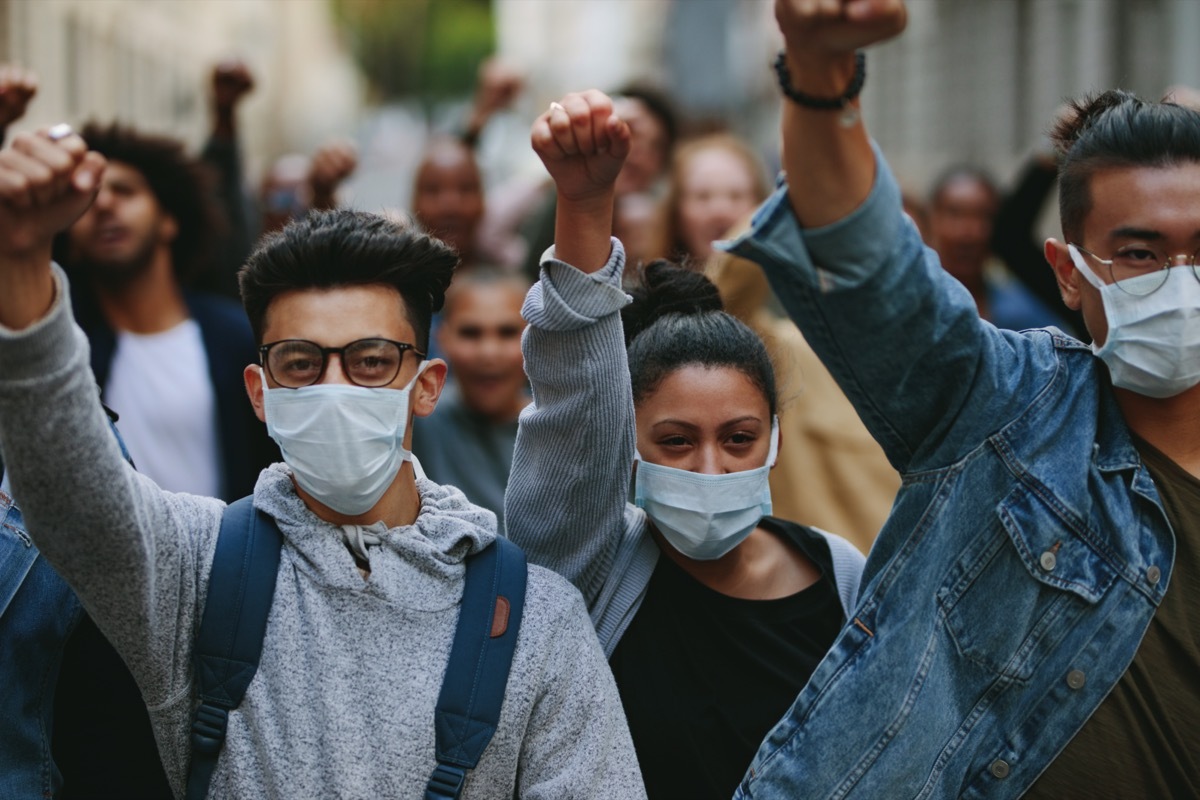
79;122;221;281
1051;90;1200;241
622;260;777;415
239;209;458;350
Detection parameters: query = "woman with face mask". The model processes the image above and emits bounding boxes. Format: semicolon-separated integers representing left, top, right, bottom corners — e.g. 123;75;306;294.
505;92;865;800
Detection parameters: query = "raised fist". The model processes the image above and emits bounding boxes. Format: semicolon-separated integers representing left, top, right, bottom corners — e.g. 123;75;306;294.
0;128;105;258
530;90;631;204
475;58;524;118
212;60;255;112
0;66;38;132
775;0;907;55
308;139;358;207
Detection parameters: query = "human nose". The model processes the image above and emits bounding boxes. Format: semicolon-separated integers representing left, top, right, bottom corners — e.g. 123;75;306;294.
695;444;724;475
92;184;114;210
318;352;352;385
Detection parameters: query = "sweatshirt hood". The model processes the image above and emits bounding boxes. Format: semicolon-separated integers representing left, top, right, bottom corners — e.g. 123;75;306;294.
251;463;497;610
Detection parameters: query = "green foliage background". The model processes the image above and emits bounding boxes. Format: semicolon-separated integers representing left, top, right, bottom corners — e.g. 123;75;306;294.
332;0;495;105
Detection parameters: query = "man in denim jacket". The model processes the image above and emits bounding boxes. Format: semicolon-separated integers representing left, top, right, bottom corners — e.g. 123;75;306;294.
724;1;1199;797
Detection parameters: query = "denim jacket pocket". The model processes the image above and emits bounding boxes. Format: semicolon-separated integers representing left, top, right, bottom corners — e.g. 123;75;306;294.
936;482;1117;681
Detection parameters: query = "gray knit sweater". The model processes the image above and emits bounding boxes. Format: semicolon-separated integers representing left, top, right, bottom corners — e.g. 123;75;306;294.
0;267;646;800
506;241;866;657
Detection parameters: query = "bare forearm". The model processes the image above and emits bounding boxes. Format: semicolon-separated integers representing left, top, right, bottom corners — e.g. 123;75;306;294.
0;249;55;330
780;49;875;228
553;192;614;273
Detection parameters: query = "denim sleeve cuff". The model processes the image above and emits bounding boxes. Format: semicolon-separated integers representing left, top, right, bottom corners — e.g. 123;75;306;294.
718;141;904;291
521;237;631;331
0;263;85;382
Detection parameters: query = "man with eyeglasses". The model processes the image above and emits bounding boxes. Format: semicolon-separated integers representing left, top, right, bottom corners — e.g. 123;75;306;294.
715;1;1200;798
0;129;644;798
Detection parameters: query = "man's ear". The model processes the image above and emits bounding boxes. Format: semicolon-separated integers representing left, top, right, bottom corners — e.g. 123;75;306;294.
244;364;266;423
1045;238;1083;311
412;359;448;418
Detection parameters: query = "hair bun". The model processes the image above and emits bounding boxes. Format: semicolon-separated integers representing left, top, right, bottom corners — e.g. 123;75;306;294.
621;260;724;346
1050;90;1140;156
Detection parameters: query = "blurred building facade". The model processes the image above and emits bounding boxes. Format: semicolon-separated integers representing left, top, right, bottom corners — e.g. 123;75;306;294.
494;0;1200;207
0;0;363;182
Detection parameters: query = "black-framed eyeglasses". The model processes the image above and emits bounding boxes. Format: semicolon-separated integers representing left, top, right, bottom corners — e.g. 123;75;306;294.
1072;243;1200;297
259;338;425;389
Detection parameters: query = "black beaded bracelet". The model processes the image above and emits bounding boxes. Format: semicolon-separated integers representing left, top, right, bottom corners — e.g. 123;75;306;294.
773;51;867;110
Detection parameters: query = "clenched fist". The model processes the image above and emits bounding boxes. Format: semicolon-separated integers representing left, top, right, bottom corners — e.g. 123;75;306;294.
0;128;105;258
531;90;631;204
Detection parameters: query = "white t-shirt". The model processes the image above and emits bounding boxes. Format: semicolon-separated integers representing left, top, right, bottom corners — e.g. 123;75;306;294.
103;319;222;497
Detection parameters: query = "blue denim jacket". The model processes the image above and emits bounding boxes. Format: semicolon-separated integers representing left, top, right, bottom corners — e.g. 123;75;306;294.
0;416;136;797
0;483;82;797
723;149;1173;799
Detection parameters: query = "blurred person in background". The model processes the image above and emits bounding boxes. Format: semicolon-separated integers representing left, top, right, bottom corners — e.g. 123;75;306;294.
201;60;358;294
460;56;525;149
651;133;769;266
259;138;358;236
613;191;660;276
411;135;487;269
59;122;276;501
412;269;530;532
928;164;1069;331
201;59;256;296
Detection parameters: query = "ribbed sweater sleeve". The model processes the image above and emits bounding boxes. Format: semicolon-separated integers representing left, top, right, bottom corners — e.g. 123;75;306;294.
505;240;637;608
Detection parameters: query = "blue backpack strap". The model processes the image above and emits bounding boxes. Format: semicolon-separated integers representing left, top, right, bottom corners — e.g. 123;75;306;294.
426;537;528;800
186;496;282;800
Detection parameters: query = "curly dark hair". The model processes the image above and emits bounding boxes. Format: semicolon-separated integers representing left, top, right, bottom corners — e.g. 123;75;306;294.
239;209;458;350
1050;90;1200;240
79;122;223;281
622;259;777;415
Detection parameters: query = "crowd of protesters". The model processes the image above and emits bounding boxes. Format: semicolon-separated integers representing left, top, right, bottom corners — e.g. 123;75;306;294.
1;0;1198;797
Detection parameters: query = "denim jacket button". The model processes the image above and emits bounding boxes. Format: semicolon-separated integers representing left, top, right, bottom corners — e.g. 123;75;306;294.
990;759;1011;779
1146;565;1162;585
1067;669;1086;690
1039;550;1057;572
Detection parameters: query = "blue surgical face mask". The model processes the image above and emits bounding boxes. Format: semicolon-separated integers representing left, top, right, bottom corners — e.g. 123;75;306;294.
262;363;429;516
633;417;779;561
1069;245;1200;398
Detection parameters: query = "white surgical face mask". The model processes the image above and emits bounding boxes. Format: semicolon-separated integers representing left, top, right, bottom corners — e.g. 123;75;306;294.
1069;245;1200;398
263;362;429;515
633;417;779;561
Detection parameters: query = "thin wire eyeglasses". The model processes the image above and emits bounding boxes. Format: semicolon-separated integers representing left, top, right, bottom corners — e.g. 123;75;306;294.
1071;243;1200;296
259;338;425;389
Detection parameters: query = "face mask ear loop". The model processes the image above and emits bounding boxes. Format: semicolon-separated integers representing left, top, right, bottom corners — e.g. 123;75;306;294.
1068;244;1108;291
402;359;431;391
766;416;781;468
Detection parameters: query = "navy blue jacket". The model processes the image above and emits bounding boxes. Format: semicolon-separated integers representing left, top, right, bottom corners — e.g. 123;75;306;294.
72;283;277;501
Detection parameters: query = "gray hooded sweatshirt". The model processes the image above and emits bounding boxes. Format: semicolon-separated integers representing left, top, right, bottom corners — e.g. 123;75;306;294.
0;267;645;799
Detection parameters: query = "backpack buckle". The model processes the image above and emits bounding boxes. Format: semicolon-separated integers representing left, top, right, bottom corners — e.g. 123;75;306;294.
190;704;229;756
425;763;467;800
